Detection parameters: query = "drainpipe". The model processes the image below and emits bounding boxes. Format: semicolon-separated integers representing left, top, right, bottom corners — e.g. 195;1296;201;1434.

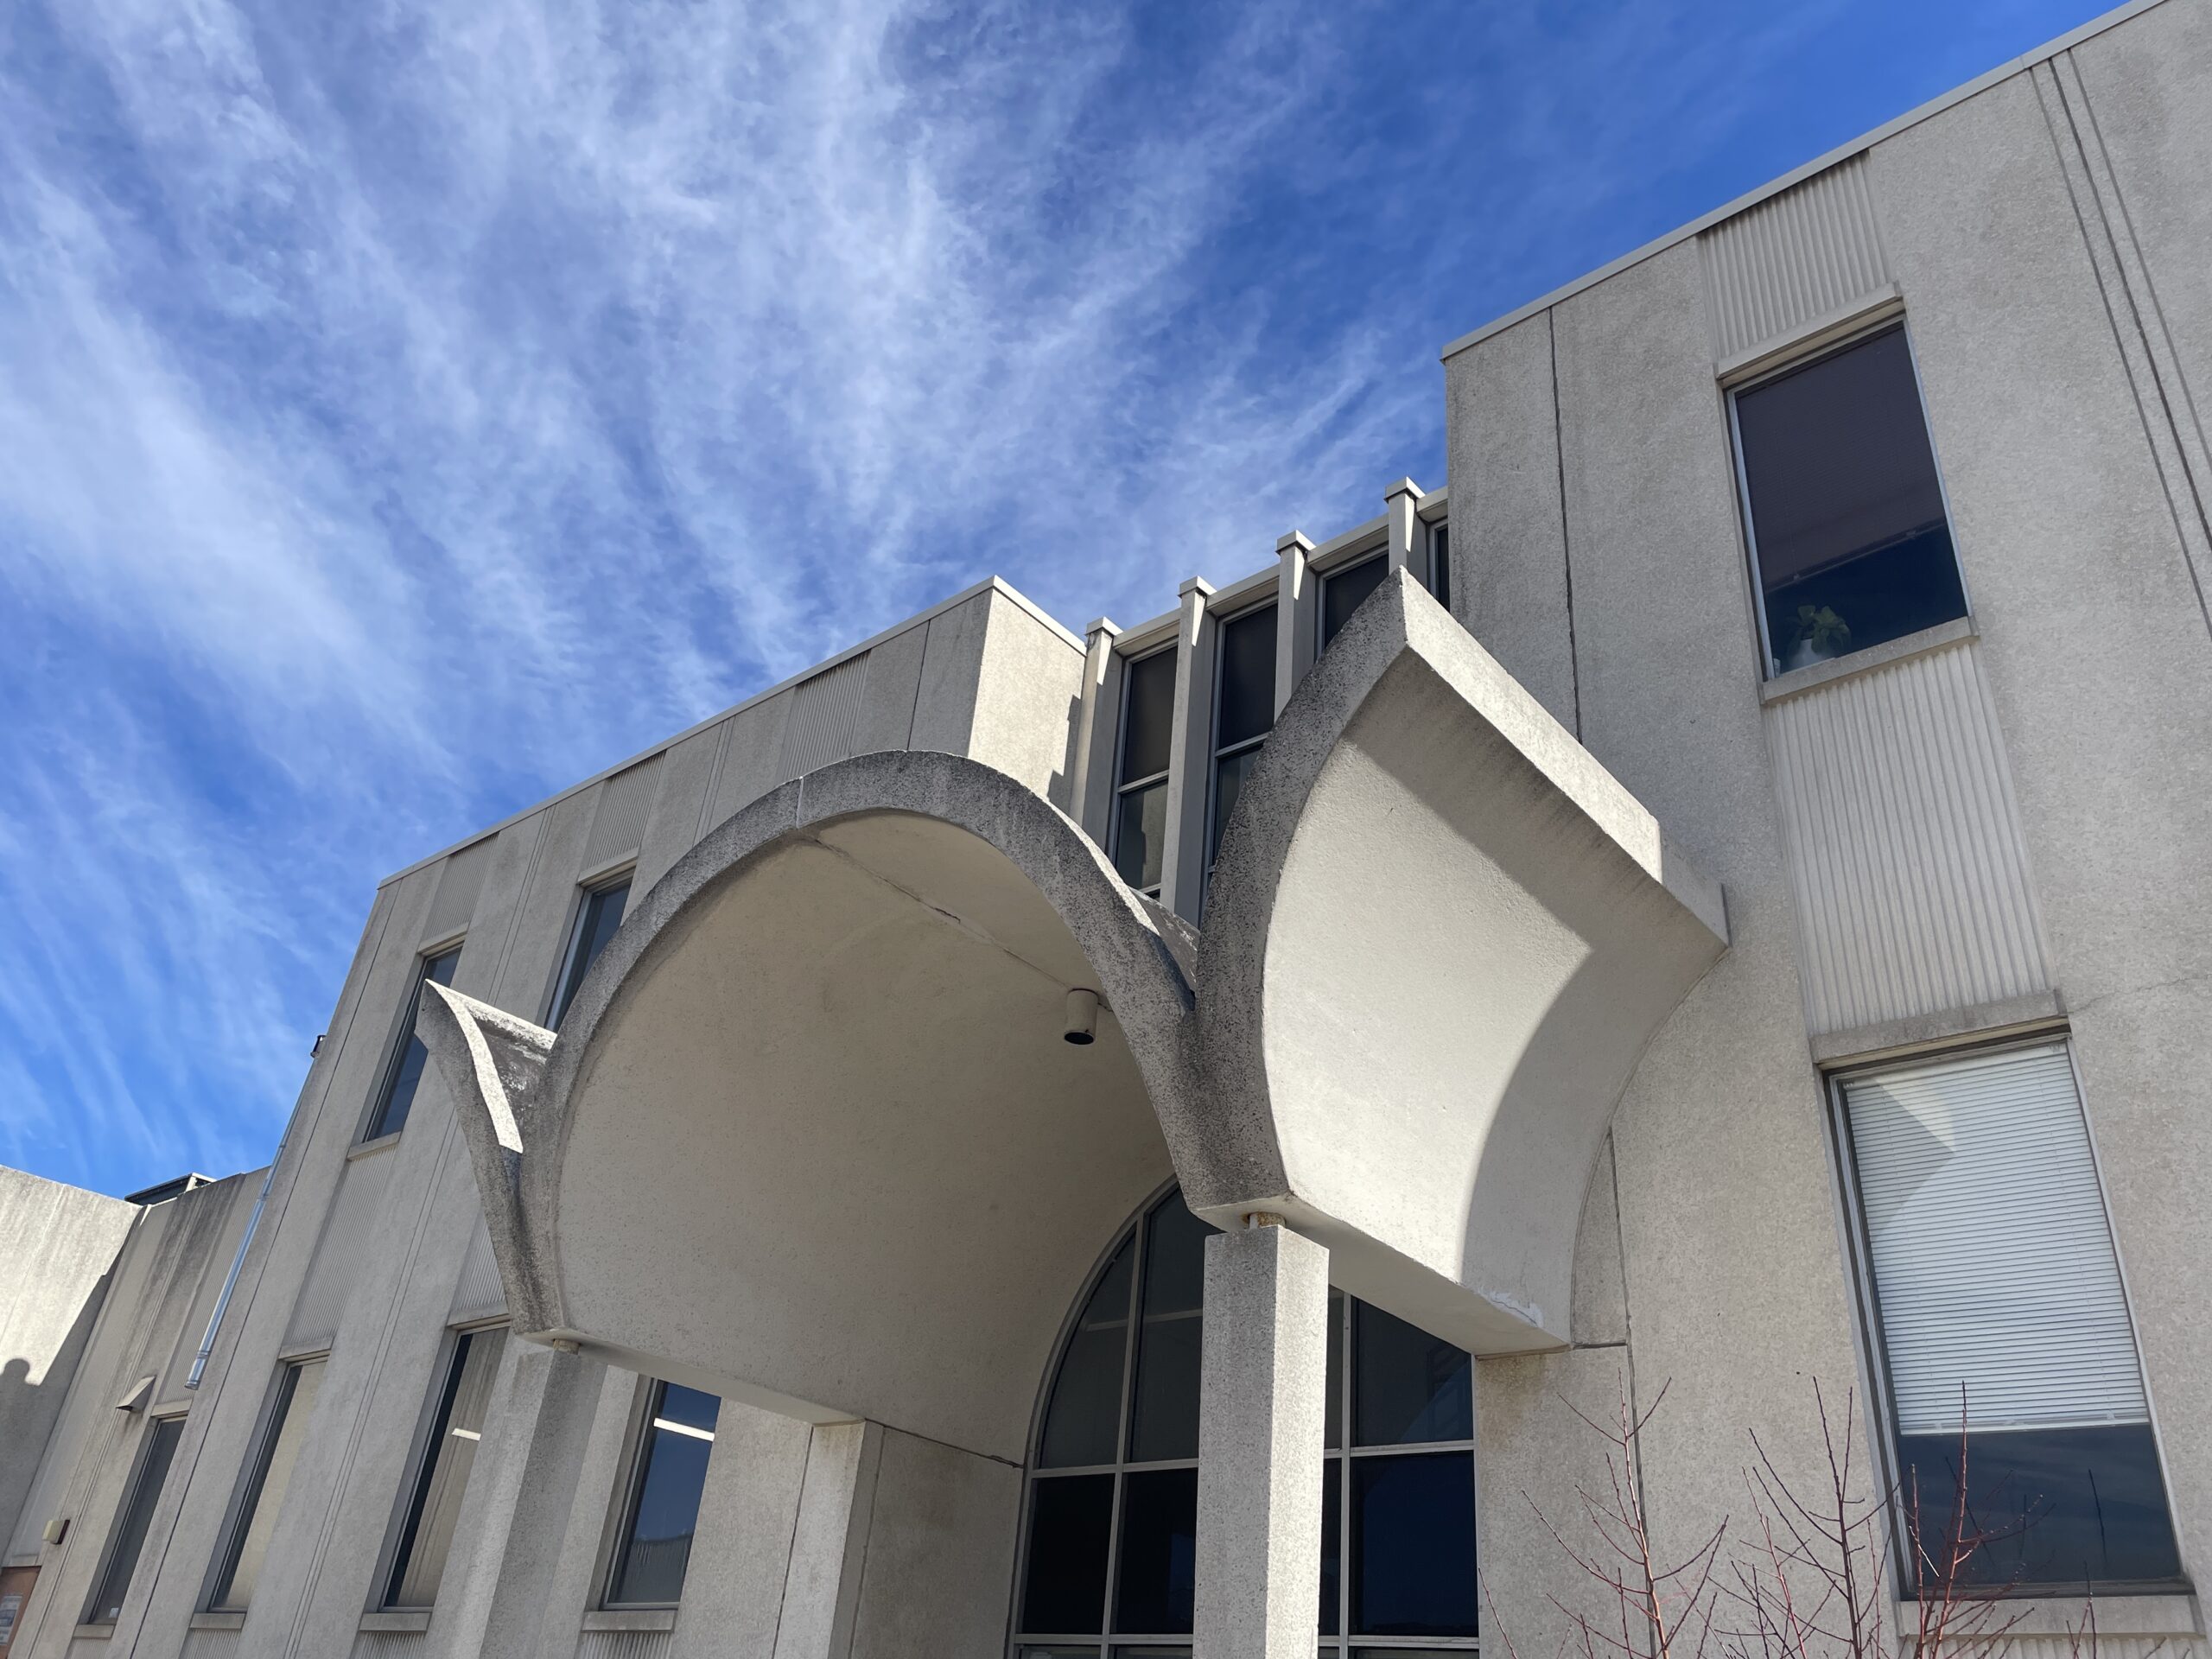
185;1136;282;1389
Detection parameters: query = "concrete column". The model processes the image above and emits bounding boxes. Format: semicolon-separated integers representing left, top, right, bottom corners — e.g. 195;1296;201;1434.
1384;477;1425;585
1159;575;1216;919
1274;533;1315;716
1070;616;1123;843
667;1403;817;1659
772;1420;884;1659
1195;1220;1330;1659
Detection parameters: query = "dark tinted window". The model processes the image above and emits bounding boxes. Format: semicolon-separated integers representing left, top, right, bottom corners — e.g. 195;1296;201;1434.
550;879;630;1029
1128;1198;1211;1462
1214;606;1275;751
1736;325;1965;674
85;1416;184;1624
1115;1468;1198;1635
1354;1300;1472;1446
1022;1474;1112;1633
385;1328;505;1607
607;1382;719;1605
367;946;462;1140
1111;785;1167;893
1351;1452;1478;1636
1118;650;1177;785
1320;556;1387;649
1039;1241;1134;1468
1427;523;1451;612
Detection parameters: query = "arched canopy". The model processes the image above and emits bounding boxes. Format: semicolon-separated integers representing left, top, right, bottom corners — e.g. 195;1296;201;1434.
419;575;1727;1460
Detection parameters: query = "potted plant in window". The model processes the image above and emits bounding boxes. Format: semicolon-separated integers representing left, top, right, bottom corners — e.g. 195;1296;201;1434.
1782;604;1852;672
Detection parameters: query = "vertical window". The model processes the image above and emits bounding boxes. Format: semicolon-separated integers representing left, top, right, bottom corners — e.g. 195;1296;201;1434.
1732;322;1966;677
1319;556;1387;652
550;877;632;1029
1109;649;1177;898
365;945;463;1141
385;1327;506;1609
84;1415;185;1625
1206;604;1276;876
209;1359;326;1611
1014;1188;1478;1656
1427;523;1451;613
1838;1041;2181;1588
606;1382;720;1607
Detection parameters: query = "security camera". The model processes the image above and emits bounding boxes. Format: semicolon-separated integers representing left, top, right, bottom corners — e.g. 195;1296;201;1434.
1064;988;1101;1046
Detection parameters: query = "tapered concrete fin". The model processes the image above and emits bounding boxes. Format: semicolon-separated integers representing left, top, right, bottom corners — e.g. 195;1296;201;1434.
416;982;563;1337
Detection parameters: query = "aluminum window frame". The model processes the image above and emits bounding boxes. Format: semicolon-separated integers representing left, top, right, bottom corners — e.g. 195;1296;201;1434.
1725;313;1972;681
1106;643;1177;901
1200;598;1278;911
204;1355;327;1613
544;868;636;1031
81;1409;188;1628
373;1319;508;1612
598;1376;718;1611
359;938;467;1144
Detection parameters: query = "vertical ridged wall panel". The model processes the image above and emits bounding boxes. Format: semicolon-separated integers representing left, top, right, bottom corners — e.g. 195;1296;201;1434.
425;835;496;943
1764;639;2050;1035
779;652;870;777
574;1630;673;1659
584;757;662;870
349;1631;429;1659
447;1218;507;1325
181;1627;240;1659
283;1152;395;1352
1700;157;1891;360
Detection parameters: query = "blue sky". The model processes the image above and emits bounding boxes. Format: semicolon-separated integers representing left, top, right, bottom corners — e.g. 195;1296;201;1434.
0;0;2120;1196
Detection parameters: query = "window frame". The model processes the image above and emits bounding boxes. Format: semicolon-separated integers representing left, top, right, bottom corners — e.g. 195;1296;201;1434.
1315;550;1388;658
81;1409;188;1628
205;1356;327;1613
376;1321;508;1611
545;870;635;1031
597;1377;718;1611
1725;314;1970;680
1201;599;1278;902
1106;644;1176;901
1821;1031;2183;1598
360;939;467;1144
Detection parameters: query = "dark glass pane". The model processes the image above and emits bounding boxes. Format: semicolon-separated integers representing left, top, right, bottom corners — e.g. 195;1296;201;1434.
1428;524;1451;611
1023;1474;1114;1635
1325;1291;1344;1451
552;880;630;1029
1116;1468;1198;1636
1043;1243;1135;1467
1215;605;1277;750
1351;1452;1478;1637
1320;1459;1341;1635
1736;325;1965;671
1128;1196;1214;1462
1113;784;1167;893
86;1416;183;1624
1119;650;1178;784
1208;746;1263;868
1895;1423;2183;1589
1353;1302;1471;1446
369;947;462;1139
609;1382;720;1605
1320;556;1387;649
386;1327;505;1608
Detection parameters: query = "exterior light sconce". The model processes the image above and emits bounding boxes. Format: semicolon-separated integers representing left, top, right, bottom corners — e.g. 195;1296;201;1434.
1063;988;1101;1046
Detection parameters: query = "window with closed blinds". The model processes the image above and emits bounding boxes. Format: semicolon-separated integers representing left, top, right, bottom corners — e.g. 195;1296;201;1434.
1839;1041;2181;1587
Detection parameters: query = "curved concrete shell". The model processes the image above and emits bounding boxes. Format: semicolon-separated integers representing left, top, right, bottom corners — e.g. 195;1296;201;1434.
418;575;1726;1460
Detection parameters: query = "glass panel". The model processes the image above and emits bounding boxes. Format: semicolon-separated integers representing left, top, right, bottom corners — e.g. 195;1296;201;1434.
1895;1423;2182;1588
1113;783;1168;893
1353;1303;1471;1446
1350;1452;1478;1637
607;1382;721;1605
369;947;462;1139
85;1416;184;1624
1128;1197;1213;1462
1115;1468;1198;1636
1215;605;1276;750
1427;524;1451;612
1119;650;1178;784
551;879;631;1029
1208;747;1263;869
1022;1474;1114;1636
386;1327;507;1607
1325;1291;1344;1451
213;1359;325;1609
1320;1458;1341;1636
1042;1242;1135;1468
1320;556;1387;649
1736;325;1965;673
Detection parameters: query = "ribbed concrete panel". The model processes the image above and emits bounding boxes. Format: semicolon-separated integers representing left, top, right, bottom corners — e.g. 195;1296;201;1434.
1700;157;1890;360
426;834;496;944
181;1627;240;1659
349;1632;428;1659
448;1218;506;1325
780;652;870;777
283;1153;395;1352
574;1630;672;1659
1765;638;2050;1035
584;758;661;871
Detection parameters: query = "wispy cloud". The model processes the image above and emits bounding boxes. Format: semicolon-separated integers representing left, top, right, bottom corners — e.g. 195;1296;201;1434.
0;0;2111;1191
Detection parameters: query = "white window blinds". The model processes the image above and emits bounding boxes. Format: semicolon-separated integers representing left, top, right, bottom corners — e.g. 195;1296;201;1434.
1840;1042;2146;1437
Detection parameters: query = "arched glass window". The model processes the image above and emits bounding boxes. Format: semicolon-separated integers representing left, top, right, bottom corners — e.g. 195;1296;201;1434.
1014;1186;1479;1656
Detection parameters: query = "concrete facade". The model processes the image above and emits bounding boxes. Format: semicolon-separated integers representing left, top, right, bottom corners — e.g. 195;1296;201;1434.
4;4;2210;1656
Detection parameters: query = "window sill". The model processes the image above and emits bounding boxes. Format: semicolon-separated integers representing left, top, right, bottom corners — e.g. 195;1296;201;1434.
359;1611;432;1634
347;1131;403;1162
189;1611;247;1632
583;1609;678;1633
1809;991;2066;1068
1758;615;1976;705
72;1625;114;1642
1891;1590;2196;1637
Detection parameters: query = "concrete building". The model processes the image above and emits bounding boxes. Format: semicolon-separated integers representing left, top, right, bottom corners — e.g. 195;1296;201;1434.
4;3;2210;1656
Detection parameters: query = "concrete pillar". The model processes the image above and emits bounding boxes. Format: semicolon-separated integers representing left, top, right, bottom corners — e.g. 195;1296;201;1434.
1274;533;1315;716
667;1403;817;1659
1070;616;1123;842
772;1420;884;1659
1195;1220;1330;1659
1159;575;1216;919
1384;477;1425;585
